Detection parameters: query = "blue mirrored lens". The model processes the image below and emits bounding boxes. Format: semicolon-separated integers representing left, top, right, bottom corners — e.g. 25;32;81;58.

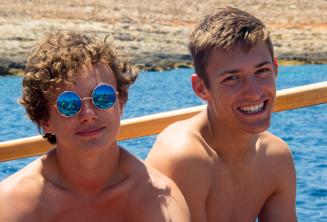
92;84;116;109
56;91;82;117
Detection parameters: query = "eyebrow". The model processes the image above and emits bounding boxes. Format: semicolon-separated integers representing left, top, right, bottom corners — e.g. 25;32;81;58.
255;61;273;68
218;61;273;76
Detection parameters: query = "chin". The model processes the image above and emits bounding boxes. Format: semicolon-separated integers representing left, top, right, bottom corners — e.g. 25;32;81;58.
241;120;271;134
75;138;110;150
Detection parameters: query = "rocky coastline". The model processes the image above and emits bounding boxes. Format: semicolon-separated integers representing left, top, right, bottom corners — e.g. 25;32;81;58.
0;0;326;75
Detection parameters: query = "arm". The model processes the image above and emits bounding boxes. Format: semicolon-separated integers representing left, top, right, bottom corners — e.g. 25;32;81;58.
0;167;43;222
163;177;191;222
131;167;191;222
146;127;211;222
258;142;297;222
0;183;8;221
0;180;29;222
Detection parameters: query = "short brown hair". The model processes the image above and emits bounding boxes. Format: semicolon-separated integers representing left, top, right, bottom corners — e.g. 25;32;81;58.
20;31;138;144
189;7;274;87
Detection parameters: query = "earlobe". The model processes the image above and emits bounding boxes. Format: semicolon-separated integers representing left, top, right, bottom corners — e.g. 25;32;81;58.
191;74;209;101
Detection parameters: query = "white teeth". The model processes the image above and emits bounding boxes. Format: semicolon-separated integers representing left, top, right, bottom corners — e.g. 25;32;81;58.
239;102;264;114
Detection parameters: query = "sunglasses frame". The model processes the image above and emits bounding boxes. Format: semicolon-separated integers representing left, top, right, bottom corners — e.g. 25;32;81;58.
55;83;117;118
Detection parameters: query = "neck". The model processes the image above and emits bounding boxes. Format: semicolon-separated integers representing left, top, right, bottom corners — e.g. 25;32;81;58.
50;142;124;194
202;108;259;165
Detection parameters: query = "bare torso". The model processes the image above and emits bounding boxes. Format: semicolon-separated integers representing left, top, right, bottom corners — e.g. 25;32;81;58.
0;149;190;222
146;112;296;222
204;143;279;222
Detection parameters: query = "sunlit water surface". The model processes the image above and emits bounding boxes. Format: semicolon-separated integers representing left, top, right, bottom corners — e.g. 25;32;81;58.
0;65;326;221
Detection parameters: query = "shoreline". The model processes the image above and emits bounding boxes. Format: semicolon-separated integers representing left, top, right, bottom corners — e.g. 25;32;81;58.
1;0;326;76
1;59;326;76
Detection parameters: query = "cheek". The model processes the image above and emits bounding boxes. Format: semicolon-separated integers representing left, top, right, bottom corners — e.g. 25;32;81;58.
111;111;121;123
262;77;276;93
105;105;121;123
52;119;74;131
209;88;231;113
215;85;236;101
44;110;60;132
47;108;76;133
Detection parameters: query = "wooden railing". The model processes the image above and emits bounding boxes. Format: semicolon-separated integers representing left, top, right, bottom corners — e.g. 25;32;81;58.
1;81;327;162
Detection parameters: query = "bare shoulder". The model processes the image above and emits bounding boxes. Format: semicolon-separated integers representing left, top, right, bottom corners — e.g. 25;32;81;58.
258;131;294;162
1;157;44;199
137;164;190;222
146;116;213;221
146;117;213;190
121;150;190;222
147;117;214;169
0;158;44;221
257;133;297;221
258;131;296;185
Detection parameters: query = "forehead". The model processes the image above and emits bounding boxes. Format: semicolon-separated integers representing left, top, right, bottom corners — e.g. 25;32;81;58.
47;63;117;100
55;63;117;92
206;41;273;75
72;63;116;87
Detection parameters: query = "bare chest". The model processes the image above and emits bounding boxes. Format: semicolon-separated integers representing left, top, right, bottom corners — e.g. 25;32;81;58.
31;187;170;222
206;163;274;222
35;195;132;222
19;182;150;222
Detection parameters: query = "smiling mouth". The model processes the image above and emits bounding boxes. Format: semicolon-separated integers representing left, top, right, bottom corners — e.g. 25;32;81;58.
238;101;267;114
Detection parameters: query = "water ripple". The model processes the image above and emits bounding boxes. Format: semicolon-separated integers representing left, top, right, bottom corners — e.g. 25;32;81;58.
1;65;327;221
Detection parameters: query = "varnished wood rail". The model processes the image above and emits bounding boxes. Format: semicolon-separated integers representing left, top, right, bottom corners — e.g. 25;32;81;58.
1;81;327;162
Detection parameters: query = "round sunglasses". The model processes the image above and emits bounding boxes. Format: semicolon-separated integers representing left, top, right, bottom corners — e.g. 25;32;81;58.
56;84;117;117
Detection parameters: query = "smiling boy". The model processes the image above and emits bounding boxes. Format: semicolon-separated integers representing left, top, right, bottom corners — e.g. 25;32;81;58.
0;31;190;222
147;7;297;222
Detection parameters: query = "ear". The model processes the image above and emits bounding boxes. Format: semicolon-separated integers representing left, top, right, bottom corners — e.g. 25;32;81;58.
40;120;52;134
273;56;278;78
191;74;210;101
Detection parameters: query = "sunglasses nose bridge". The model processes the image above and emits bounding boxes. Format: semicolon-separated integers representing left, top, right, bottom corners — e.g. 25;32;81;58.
81;97;99;110
78;97;98;119
80;97;92;101
80;97;96;109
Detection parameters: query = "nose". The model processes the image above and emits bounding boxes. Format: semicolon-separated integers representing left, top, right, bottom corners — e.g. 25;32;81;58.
78;99;98;122
242;77;262;100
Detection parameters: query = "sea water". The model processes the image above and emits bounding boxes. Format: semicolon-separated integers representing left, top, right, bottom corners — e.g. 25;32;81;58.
0;65;326;221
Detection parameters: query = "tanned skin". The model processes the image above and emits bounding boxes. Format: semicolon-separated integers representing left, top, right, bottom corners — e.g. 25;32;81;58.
147;41;297;222
0;64;190;222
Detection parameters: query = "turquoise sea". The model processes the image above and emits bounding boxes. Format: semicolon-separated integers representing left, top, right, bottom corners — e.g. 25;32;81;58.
0;65;327;221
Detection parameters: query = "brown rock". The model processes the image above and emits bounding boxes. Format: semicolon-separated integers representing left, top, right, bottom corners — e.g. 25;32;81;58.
0;0;326;75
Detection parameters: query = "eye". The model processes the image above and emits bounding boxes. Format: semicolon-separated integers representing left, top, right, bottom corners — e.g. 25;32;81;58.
223;74;239;82
256;68;272;75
